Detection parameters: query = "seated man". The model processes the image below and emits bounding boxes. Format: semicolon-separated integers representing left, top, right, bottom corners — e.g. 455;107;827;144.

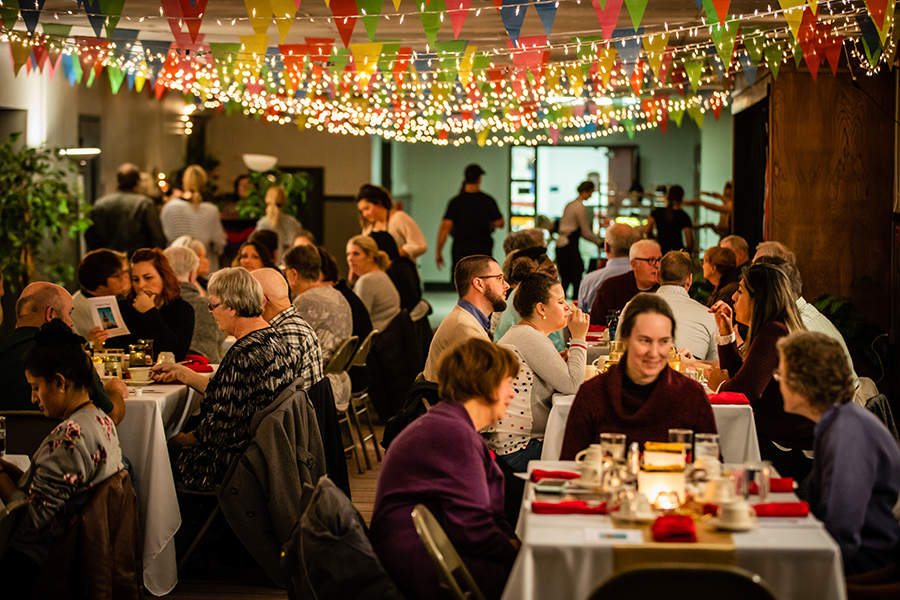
164;246;226;361
590;240;661;324
70;249;130;339
0;282;126;423
578;223;635;315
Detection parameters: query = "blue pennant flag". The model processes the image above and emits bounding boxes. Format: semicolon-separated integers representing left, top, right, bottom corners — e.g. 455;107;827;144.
534;0;557;37
61;53;78;85
500;0;529;46
736;49;757;87
612;27;644;80
705;46;724;81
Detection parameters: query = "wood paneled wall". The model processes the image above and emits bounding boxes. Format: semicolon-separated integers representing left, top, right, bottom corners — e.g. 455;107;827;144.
768;68;894;331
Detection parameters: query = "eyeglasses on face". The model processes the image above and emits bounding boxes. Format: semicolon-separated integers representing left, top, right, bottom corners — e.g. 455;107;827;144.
634;257;662;266
208;302;222;312
476;274;505;282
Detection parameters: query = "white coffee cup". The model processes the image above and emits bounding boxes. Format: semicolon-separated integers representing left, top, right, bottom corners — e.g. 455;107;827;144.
129;367;151;383
575;444;605;484
718;499;756;527
584;365;599;380
703;476;735;504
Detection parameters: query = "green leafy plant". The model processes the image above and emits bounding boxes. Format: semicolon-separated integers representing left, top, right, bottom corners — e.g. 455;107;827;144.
236;169;315;220
0;133;91;292
814;288;889;379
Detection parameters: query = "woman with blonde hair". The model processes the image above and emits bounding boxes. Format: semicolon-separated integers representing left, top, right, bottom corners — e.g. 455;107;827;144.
346;234;400;331
160;164;227;271
256;185;304;265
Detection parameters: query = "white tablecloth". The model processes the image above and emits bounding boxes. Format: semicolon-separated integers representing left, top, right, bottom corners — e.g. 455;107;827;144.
117;383;194;597
541;394;762;464
502;461;845;600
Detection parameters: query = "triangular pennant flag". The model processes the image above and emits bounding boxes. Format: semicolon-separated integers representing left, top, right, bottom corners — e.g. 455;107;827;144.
711;0;729;24
159;0;210;44
1;0;19;31
351;42;382;89
107;65;126;94
32;42;49;72
629;59;644;93
764;42;783;79
534;0;557;36
280;43;308;91
670;65;686;96
856;14;883;67
393;46;412;86
683;60;704;93
591;0;623;40
83;0;106;37
9;39;31;76
357;0;382;41
575;36;601;77
458;45;476;86
436;39;468;83
706;46;725;82
875;0;895;46
865;0;889;30
778;0;806;41
420;0;448;45
701;0;718;25
709;19;739;68
271;0;298;43
61;53;77;84
499;0;528;46
736;49;758;86
797;8;820;79
565;64;585;95
687;102;704;128
613;27;643;80
788;32;803;66
445;0;472;39
331;0;360;48
596;46;617;87
642;32;668;78
21;0;46;34
657;49;674;85
623;0;647;32
822;35;843;75
99;0;126;38
743;28;765;63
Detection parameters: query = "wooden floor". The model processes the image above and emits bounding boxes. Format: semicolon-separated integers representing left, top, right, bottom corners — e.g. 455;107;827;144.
165;425;385;599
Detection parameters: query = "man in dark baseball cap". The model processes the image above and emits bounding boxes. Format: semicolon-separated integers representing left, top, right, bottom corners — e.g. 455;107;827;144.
464;164;485;182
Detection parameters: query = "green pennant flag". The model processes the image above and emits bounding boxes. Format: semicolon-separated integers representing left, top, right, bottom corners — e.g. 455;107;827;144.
331;47;351;78
742;28;765;63
683;59;705;93
687;103;704;129
620;117;636;139
419;0;447;46
709;20;739;68
42;23;73;66
623;0;648;32
356;0;382;42
1;0;20;30
574;36;602;78
789;32;803;67
99;0;127;38
9;38;30;76
669;103;684;127
73;55;84;84
107;65;126;94
209;43;241;86
701;0;719;25
764;42;783;80
377;41;401;75
436;40;468;83
472;51;492;72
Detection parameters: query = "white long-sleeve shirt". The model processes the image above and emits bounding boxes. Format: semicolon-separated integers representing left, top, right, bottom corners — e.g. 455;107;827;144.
556;199;603;248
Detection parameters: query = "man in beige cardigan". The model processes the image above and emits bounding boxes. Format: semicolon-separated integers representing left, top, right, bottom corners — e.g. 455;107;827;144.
422;255;509;382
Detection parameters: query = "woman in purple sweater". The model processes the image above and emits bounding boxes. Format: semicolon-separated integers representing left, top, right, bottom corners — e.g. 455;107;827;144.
709;263;811;481
370;339;521;600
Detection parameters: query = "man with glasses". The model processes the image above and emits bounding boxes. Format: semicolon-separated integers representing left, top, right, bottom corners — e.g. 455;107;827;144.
70;249;131;340
590;240;661;324
423;255;510;382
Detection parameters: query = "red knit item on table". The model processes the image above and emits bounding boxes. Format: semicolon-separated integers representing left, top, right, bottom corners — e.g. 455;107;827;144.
651;515;697;542
530;469;581;482
708;392;750;405
749;478;794;495
752;502;810;517
531;500;608;515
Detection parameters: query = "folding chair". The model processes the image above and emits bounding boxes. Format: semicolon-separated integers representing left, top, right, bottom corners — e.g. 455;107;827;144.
346;330;382;469
587;563;779;600
0;496;27;560
411;504;487;600
325;337;364;473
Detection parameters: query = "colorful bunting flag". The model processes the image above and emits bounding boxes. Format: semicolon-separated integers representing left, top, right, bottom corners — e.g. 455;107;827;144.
20;0;46;34
1;0;19;31
623;0;647;32
356;0;382;42
499;0;528;46
855;13;883;67
709;19;739;69
331;0;359;48
612;27;643;80
764;42;783;79
591;0;623;40
534;0;558;37
271;0;299;43
445;0;472;39
865;0;889;30
778;0;806;41
684;59;704;93
642;32;668;79
736;50;758;87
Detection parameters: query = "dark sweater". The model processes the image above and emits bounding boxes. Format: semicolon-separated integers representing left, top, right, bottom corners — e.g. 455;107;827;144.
718;321;815;449
560;362;717;459
589;271;659;325
370;401;517;600
334;280;373;340
110;297;195;361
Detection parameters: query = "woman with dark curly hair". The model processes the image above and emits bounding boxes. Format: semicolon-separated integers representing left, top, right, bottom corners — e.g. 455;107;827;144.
235;239;276;272
105;247;195;360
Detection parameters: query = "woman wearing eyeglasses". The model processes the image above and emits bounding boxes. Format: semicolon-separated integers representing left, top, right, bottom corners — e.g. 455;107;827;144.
150;267;296;491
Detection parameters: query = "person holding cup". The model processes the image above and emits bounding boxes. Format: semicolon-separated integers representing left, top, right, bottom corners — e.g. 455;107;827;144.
777;331;900;575
560;293;716;460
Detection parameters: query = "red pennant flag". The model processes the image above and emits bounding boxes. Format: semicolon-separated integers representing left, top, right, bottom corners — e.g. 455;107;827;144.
866;0;889;30
657;49;674;85
630;59;644;94
657;93;670;133
446;0;472;39
822;35;843;75
592;0;624;40
711;0;730;25
670;66;686;97
393;46;412;86
160;0;209;44
797;7;819;79
330;0;359;48
711;95;723;119
32;42;49;72
306;38;335;84
280;44;308;91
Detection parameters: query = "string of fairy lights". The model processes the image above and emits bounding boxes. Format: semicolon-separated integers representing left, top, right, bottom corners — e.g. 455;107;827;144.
0;0;893;145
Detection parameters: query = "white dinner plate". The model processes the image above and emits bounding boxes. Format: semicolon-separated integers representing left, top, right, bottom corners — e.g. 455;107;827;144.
707;516;757;532
126;380;155;387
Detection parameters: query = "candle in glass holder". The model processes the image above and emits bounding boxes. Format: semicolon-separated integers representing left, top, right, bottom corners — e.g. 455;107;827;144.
637;466;686;506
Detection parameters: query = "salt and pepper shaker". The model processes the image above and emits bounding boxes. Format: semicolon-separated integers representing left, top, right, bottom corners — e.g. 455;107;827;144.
627;442;640;476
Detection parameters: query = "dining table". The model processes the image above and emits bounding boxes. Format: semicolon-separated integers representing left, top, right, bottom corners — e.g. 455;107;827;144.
502;460;846;600
541;393;762;464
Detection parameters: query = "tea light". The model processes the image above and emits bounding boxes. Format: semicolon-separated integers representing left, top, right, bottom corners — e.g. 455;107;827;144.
637;468;686;506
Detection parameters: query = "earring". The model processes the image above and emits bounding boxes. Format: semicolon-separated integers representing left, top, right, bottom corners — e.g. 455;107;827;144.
542;315;546;320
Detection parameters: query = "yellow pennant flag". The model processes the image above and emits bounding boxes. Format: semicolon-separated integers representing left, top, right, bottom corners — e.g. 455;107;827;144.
565;64;584;96
459;46;477;87
545;67;561;94
777;0;806;40
393;0;401;9
351;42;382;91
270;0;297;43
877;1;895;46
806;0;817;15
596;47;617;88
244;0;273;36
687;103;704;129
477;127;489;146
135;64;147;93
642;32;668;80
239;34;270;76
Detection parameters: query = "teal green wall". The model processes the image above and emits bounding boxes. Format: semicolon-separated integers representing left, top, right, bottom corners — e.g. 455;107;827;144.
698;108;734;250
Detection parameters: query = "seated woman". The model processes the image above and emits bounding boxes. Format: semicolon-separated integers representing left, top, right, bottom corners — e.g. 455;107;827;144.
703;245;740;309
708;263;812;481
490;272;590;471
346;235;401;332
561;294;716;458
370;339;520;600
163;245;226;361
368;231;424;316
0;321;124;591
777;331;900;576
283;244;353;409
235;239;276;272
103;248;195;361
151;267;296;491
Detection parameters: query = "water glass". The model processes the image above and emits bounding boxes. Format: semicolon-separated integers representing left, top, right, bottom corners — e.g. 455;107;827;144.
599;432;627;463
668;428;694;462
740;460;772;501
694;433;720;460
0;416;5;456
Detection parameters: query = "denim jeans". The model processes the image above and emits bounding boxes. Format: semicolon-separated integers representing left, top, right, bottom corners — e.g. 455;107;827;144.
501;438;544;473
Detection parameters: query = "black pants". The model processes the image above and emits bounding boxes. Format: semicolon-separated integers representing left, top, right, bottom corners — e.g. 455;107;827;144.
556;241;583;299
759;439;813;483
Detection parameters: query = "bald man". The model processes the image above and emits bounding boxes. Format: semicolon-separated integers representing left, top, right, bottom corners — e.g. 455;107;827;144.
578;223;636;314
0;282;126;423
251;268;324;392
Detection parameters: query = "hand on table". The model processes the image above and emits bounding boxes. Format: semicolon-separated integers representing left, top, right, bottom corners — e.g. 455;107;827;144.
708;301;734;336
133;289;157;313
104;377;129;399
706;366;730;392
567;307;590;340
678;347;695;360
150;362;187;383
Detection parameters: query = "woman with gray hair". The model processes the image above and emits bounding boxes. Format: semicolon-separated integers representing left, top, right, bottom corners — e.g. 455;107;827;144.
150;267;296;490
163;246;225;361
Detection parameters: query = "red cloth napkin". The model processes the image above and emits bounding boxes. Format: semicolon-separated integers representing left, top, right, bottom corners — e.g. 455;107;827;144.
651;515;697;542
183;354;214;373
749;478;794;495
531;501;608;515
588;325;607;332
530;469;581;482
709;392;750;405
752;502;810;517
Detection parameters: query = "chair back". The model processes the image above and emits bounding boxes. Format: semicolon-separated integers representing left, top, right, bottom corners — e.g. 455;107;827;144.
0;496;27;560
324;336;359;375
350;330;380;368
411;504;487;600
587;563;778;600
0;410;59;456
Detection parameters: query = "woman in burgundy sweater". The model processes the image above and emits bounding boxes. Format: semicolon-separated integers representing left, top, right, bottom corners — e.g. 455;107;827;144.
561;294;716;459
708;263;812;481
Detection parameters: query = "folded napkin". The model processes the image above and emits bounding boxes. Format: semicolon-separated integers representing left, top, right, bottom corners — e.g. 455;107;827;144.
651;515;697;543
588;325;607;332
752;502;810;517
530;469;581;482
749;478;794;495
531;500;608;515
709;392;750;405
183;354;214;373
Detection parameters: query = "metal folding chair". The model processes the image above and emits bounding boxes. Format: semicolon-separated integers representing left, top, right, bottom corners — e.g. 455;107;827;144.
325;337;365;474
346;330;382;469
587;563;779;600
411;504;487;600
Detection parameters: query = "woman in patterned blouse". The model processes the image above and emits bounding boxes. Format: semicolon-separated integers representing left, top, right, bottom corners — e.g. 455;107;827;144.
0;320;124;590
151;267;296;491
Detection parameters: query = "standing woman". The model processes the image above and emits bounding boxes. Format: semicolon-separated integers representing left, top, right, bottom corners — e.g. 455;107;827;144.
346;235;401;332
708;263;811;481
255;186;304;265
105;248;195;361
357;184;428;262
555;181;603;298
160;165;227;271
646;185;694;255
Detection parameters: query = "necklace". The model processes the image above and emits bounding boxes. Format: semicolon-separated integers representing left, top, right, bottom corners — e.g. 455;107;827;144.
70;400;93;415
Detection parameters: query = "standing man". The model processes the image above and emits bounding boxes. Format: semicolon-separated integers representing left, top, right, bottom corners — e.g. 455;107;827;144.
436;164;504;277
556;181;604;299
85;163;167;257
577;223;635;314
589;240;661;324
423;255;509;382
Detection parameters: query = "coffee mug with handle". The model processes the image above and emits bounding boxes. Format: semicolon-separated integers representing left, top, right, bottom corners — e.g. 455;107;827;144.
718;498;756;527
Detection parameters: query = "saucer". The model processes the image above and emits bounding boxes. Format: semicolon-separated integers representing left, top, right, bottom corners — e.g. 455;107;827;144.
610;510;657;524
126;380;154;387
707;516;757;532
569;478;603;491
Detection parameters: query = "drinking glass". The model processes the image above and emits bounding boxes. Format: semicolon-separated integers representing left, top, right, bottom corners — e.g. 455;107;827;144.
667;346;682;372
694;433;720;460
0;416;5;457
607;341;625;364
668;428;693;463
599;433;627;463
741;461;772;500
